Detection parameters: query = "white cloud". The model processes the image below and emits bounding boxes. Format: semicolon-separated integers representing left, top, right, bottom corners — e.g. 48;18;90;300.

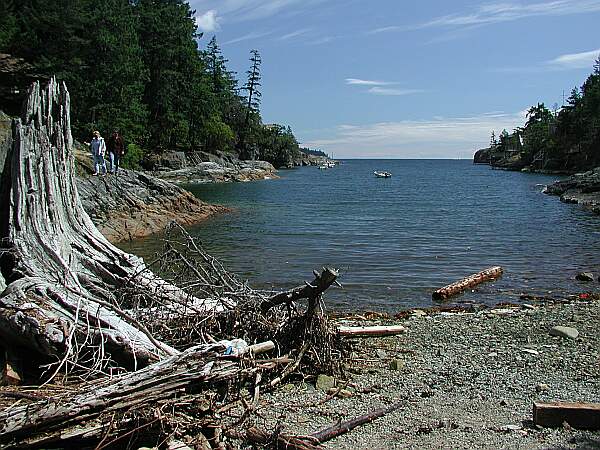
346;78;397;86
303;111;526;158
345;79;423;96
190;0;324;23
195;10;220;32
368;87;424;96
493;48;600;73
369;0;600;34
550;48;600;69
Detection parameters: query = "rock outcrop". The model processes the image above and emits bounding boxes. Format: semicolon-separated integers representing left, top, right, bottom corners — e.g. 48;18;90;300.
74;148;226;243
154;150;277;184
473;146;527;170
544;168;600;214
154;152;277;184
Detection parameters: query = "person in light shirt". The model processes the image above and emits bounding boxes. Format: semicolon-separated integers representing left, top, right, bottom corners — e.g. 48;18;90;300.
90;130;107;176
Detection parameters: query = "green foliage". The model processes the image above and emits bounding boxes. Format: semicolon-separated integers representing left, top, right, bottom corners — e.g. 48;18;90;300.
121;143;145;169
490;56;600;170
202;115;235;152
0;0;17;51
1;0;302;165
256;124;302;168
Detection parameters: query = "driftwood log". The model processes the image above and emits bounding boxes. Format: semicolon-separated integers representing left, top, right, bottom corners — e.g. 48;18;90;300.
311;401;403;443
337;325;406;337
0;342;274;448
432;266;503;300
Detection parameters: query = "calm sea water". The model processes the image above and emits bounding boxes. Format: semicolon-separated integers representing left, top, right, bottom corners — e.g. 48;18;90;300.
122;160;600;312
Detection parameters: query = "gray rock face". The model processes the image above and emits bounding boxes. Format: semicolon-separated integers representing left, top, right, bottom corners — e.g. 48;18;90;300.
545;168;600;214
159;151;187;170
575;272;595;282
156;157;277;184
74;148;224;243
549;326;579;339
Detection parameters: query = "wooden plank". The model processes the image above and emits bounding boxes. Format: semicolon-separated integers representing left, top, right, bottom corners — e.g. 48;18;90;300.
432;266;503;300
533;401;600;430
337;325;406;337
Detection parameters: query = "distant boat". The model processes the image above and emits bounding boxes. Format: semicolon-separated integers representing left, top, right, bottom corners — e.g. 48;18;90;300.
318;165;328;170
374;171;392;178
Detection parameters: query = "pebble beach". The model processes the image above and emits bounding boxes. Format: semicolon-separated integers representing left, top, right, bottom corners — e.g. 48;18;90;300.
253;295;600;449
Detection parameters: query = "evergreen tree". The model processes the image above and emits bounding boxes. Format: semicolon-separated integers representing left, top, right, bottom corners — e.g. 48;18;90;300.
239;49;262;159
137;0;201;148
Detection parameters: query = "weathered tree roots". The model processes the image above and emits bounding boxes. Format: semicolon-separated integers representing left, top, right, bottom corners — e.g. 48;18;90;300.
0;80;347;448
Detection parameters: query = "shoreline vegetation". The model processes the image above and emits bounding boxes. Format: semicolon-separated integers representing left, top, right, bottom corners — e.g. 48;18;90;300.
472;55;600;216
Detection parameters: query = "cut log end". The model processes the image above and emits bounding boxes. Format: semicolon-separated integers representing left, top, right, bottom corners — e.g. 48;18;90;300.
533;401;600;430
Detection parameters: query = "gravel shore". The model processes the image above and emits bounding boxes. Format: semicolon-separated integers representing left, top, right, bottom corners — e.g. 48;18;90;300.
251;296;600;449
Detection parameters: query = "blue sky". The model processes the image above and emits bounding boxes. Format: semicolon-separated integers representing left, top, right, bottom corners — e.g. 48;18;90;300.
191;0;600;158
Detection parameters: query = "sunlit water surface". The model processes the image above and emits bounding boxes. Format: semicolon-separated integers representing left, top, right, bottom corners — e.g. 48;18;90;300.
121;160;600;312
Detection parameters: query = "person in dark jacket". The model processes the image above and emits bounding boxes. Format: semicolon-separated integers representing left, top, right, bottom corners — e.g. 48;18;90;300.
107;130;125;174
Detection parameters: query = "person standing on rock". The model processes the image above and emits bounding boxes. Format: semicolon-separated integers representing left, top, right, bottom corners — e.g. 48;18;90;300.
90;130;107;176
107;129;125;174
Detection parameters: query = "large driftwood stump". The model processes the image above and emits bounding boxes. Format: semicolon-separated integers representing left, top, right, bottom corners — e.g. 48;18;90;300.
0;79;222;371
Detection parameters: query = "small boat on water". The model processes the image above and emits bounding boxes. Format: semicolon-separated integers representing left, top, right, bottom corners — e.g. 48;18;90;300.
374;171;392;178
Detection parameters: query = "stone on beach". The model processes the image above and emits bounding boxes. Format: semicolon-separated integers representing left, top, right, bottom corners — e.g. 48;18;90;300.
316;374;336;391
549;326;579;339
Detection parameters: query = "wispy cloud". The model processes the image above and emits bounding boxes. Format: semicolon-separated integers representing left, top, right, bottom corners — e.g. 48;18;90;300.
191;0;325;23
346;78;423;96
368;87;424;96
195;10;220;32
369;0;600;34
279;28;311;41
222;31;273;45
303;111;526;158
493;48;600;73
550;48;600;69
346;78;397;86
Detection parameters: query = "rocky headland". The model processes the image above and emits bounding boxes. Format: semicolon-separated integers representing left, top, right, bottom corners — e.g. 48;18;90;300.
544;168;600;215
74;149;226;243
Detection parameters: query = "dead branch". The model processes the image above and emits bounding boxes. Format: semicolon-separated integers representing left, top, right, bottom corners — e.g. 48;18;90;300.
310;401;404;443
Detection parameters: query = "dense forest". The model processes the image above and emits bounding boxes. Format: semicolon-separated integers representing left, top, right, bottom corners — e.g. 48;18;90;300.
0;0;305;168
484;57;600;172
